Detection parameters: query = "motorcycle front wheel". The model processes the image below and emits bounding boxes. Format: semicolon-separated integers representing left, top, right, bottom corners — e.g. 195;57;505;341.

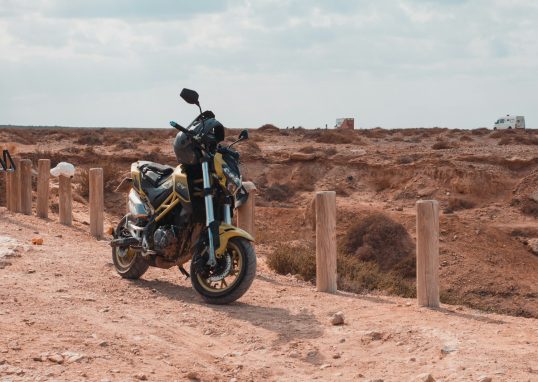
190;237;256;304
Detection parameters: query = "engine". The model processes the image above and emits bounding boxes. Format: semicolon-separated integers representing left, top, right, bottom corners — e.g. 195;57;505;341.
153;226;178;259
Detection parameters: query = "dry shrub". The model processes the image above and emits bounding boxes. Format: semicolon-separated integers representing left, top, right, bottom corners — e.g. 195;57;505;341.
267;213;416;297
397;155;414;164
370;171;393;192
315;130;354;144
516;198;538;218
258;124;279;132
75;162;123;198
267;244;316;281
471;128;490;136
324;147;337;156
490;129;515;139
342;213;415;276
444;196;476;213
498;136;512;145
299;145;316;154
432;141;452;150
76;133;103;146
360;128;388;139
264;184;294;201
459;135;474;142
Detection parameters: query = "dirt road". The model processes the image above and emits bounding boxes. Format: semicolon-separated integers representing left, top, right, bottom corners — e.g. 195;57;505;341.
1;207;537;382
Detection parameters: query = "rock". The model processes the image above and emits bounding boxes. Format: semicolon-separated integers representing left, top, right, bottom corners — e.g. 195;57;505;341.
48;353;64;364
527;238;538;255
364;331;383;341
529;191;538;203
319;364;331;370
288;350;300;358
186;371;200;381
441;345;457;355
416;373;435;382
332;353;341;359
31;237;43;245
27;269;36;274
478;377;492;382
98;341;109;347
395;206;403;211
134;373;148;380
330;311;345;326
289;152;320;161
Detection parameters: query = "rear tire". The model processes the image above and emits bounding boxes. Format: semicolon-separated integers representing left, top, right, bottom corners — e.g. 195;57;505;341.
191;237;256;304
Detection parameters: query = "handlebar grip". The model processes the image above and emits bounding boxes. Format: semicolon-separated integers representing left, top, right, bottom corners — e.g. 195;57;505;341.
170;121;189;134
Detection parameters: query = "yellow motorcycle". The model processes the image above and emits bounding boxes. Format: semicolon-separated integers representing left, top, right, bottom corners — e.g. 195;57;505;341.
110;89;256;304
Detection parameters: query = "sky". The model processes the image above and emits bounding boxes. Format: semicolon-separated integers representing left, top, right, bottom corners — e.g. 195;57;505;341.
1;0;537;129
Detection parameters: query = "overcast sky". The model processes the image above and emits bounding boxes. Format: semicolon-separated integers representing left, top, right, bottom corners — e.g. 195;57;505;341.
1;0;537;129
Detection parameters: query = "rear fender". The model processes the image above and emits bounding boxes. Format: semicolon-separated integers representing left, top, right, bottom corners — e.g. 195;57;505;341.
216;223;254;256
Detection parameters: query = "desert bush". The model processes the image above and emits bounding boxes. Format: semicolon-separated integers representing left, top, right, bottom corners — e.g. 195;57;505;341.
315;131;354;144
490;129;515;139
397;155;414;164
76;134;103;146
444;197;476;213
471;128;490;136
370;171;393;192
299;145;316;154
267;213;416;297
323;147;337;156
264;184;294;201
459;135;473;142
342;213;415;276
431;141;452;150
498;136;512;145
75;162;124;198
267;244;316;281
258;124;279;132
517;198;538;218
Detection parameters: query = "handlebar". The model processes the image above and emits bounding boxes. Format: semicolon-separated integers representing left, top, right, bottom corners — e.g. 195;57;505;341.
169;121;190;135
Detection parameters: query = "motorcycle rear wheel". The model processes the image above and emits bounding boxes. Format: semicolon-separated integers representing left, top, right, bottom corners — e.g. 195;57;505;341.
191;237;256;304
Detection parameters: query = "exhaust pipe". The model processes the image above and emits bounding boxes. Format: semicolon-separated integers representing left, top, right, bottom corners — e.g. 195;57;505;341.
109;237;140;247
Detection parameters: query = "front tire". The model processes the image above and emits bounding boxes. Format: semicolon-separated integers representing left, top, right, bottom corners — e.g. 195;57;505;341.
191;237;256;304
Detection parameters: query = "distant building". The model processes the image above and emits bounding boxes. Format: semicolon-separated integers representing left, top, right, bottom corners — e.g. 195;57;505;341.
335;118;354;130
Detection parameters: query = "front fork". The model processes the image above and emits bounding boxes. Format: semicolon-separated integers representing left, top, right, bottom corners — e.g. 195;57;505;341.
201;160;218;267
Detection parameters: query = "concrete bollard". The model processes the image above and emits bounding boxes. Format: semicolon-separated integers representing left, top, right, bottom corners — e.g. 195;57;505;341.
416;200;440;308
315;191;337;293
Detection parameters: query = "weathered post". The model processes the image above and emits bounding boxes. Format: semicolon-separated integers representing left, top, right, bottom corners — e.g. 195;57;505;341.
37;159;50;218
20;159;32;215
315;191;337;293
416;200;440;308
8;157;21;212
59;175;72;226
89;168;104;239
237;181;256;237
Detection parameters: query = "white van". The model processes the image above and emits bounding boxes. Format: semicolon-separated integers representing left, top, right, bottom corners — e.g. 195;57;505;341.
493;115;525;130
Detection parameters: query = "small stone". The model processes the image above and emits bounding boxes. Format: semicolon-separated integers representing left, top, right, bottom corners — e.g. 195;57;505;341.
31;237;43;245
186;371;200;381
478;377;492;382
527;239;538;255
27;269;36;274
320;364;331;370
364;331;383;341
288;350;300;358
416;373;435;382
229;379;238;382
332;353;341;359
441;345;457;355
330;311;345;326
99;341;109;347
48;353;64;364
134;373;148;380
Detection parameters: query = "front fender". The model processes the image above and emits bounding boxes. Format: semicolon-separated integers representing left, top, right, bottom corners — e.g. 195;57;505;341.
216;223;254;256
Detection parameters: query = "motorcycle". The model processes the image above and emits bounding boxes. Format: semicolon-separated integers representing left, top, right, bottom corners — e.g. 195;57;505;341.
110;88;256;304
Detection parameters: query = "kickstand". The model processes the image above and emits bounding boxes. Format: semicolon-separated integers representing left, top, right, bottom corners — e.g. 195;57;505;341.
178;265;190;279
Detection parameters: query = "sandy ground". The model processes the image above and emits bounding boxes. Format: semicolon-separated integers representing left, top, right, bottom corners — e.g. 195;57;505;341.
1;207;538;382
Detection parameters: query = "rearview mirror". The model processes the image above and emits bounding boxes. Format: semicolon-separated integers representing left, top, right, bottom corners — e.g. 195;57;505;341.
239;129;248;140
180;88;199;105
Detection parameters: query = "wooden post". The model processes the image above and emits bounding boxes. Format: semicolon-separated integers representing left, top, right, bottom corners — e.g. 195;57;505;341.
89;168;104;239
237;182;256;237
416;200;440;308
315;191;337;293
8;157;21;212
59;175;72;226
20;159;32;215
37;159;50;218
